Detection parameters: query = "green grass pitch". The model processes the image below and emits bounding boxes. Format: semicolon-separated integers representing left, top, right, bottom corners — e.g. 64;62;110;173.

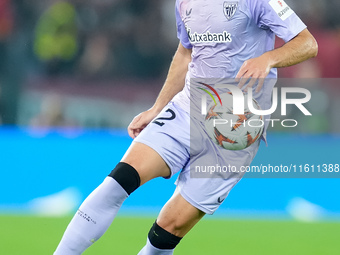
1;215;339;255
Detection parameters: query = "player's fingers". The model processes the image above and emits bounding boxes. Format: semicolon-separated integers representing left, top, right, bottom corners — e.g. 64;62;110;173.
131;123;147;138
235;62;248;82
129;114;142;129
133;128;141;138
127;127;135;139
238;72;254;90
255;78;265;93
244;77;257;92
235;74;242;83
128;123;138;139
128;115;142;138
127;125;135;138
237;74;250;90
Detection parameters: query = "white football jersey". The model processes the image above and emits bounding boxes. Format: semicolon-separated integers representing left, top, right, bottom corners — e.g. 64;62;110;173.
175;0;306;79
172;0;307;140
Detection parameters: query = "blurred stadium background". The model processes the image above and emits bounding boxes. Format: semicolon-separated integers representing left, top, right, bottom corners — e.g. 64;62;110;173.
0;0;339;254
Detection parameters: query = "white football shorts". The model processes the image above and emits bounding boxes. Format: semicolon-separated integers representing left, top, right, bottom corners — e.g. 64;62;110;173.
134;101;260;214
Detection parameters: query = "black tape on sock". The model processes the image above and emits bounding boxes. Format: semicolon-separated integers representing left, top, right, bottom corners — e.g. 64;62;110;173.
108;162;141;195
148;222;182;250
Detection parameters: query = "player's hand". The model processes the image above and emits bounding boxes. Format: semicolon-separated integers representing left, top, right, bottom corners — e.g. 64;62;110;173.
236;54;272;93
127;109;159;139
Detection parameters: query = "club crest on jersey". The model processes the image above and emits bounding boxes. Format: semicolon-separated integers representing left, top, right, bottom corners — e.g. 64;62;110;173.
223;2;238;20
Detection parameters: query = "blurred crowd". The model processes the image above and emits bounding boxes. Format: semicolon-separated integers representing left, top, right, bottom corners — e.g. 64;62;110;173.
0;0;177;77
0;0;339;130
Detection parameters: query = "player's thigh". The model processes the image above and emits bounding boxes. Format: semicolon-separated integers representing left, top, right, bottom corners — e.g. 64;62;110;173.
156;190;205;238
121;141;171;185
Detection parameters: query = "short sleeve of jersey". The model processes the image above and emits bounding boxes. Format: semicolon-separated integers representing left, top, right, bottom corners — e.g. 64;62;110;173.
175;2;192;49
247;0;307;42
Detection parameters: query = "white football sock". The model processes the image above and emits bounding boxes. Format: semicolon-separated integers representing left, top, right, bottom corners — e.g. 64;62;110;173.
54;177;128;255
137;238;175;255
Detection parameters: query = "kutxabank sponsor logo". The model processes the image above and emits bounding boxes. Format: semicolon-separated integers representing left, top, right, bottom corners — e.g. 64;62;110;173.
200;83;312;129
186;27;232;44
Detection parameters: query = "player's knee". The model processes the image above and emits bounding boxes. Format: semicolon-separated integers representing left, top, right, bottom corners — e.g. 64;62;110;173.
148;221;182;250
108;162;141;195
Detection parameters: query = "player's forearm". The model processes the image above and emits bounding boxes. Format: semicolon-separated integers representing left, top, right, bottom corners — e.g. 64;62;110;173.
151;43;192;114
266;29;318;69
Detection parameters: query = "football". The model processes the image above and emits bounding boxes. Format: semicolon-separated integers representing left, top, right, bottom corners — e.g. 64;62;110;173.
204;92;264;150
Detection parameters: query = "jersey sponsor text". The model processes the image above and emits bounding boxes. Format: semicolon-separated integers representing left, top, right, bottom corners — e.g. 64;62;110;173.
186;28;232;44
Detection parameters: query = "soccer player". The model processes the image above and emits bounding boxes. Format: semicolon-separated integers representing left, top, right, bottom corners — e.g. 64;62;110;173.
54;0;318;254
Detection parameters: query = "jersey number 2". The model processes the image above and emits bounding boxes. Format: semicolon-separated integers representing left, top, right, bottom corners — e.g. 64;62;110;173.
152;109;176;127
